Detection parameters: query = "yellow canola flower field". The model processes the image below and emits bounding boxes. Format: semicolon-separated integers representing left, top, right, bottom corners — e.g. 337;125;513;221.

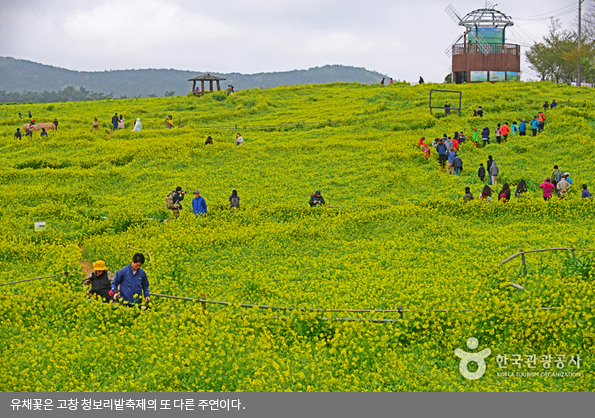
0;81;593;391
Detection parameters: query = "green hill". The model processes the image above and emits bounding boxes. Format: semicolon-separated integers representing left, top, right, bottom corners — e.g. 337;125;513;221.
0;81;593;392
0;57;386;100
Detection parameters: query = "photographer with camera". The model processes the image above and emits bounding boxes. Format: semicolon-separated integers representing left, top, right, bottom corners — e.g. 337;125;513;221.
166;186;186;219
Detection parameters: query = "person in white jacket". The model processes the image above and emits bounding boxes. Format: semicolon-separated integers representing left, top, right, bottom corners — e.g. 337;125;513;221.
131;118;142;132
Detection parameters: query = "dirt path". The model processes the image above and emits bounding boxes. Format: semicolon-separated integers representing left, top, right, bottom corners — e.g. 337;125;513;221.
79;247;93;276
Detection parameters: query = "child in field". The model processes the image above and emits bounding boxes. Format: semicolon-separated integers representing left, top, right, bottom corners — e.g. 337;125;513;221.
472;128;478;147
422;144;430;159
479;185;492;200
478;163;486;182
515;180;528;198
93;117;99;130
498;183;511;202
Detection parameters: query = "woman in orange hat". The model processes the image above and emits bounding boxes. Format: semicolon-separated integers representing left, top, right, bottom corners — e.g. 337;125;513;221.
82;260;115;303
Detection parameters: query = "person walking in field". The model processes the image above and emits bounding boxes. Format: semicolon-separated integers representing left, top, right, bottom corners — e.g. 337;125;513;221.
515;179;528;198
111;113;119;131
480;185;492;200
229;190;240;209
481;127;490;147
478;163;486;182
530;116;539;136
486;156;494;185
40;128;48;138
28;110;32;118
539;177;555;201
543;101;549;111
582;184;592;199
537;111;546;133
447;149;456;174
422;143;431;159
501;122;510;142
551;165;562;188
419;76;425;84
495;123;502;144
82;260;115;303
235;133;244;146
309;190;326;207
436;140;447;169
14;128;21;140
489;160;499;186
192;190;208;216
132;118;142;132
519;119;527;136
93;117;99;131
53;118;59;131
498;183;511;202
165;115;175;129
118;115;125;129
557;176;571;198
168;187;186;219
463;187;474;201
511;121;518;135
453;153;463;176
109;253;150;306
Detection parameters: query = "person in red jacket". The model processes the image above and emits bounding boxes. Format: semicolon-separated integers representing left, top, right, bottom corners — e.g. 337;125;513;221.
417;136;425;147
501;122;510;142
539;177;555;201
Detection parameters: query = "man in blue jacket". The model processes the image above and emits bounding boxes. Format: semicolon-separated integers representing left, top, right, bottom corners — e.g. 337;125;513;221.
192;190;208;216
110;253;149;305
530;116;539;137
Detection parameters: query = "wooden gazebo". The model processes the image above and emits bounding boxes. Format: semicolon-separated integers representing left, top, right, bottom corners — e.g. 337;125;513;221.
189;74;226;96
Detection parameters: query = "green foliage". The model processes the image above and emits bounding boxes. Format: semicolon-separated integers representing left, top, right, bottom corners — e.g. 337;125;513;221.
0;81;594;391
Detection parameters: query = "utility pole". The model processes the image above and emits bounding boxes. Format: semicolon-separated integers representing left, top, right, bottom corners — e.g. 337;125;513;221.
578;0;584;87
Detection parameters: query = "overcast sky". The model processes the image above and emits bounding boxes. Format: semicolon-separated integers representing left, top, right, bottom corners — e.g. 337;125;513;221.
0;0;583;82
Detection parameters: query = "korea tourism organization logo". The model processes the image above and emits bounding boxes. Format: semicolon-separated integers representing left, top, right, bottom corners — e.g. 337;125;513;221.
454;337;491;380
455;337;583;380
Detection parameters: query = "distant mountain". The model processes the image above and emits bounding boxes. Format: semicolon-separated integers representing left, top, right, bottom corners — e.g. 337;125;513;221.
0;57;387;100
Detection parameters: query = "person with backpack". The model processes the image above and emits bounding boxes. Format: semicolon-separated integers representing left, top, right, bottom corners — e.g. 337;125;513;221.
489;160;499;186
556;176;571;198
166;186;185;218
229;190;240;209
82;260;115;303
165;115;175;129
494;123;502;144
551;166;562;188
478;163;486;182
530;116;539;136
511;121;519;135
498;183;511;202
14;128;21;139
537;111;546;132
539;177;555;201
192;190;207;216
479;185;492;200
309;190;325;207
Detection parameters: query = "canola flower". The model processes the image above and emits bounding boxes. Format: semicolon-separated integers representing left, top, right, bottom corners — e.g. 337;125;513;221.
0;81;593;391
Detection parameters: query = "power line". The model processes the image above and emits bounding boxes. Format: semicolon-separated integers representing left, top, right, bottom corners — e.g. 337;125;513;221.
513;4;576;20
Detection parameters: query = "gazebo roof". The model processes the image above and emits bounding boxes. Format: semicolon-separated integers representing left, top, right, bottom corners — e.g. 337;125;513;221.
188;73;226;82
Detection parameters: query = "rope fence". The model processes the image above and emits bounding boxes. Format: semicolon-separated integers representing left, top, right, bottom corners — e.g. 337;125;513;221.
498;246;595;278
190;119;359;132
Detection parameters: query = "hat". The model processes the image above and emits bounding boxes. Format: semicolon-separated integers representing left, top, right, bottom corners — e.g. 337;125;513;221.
564;172;569;175
93;260;107;271
546;177;551;181
193;190;200;194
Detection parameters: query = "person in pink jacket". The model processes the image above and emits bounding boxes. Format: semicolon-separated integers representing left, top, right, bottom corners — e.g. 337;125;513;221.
539;177;555;201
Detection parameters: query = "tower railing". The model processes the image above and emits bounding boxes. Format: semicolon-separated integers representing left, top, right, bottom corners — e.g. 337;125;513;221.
452;43;520;56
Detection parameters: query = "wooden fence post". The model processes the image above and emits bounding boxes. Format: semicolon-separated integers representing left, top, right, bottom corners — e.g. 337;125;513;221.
571;244;576;260
397;305;404;321
520;249;527;277
200;293;207;313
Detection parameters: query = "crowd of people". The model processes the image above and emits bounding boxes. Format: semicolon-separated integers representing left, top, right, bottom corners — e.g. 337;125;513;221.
417;102;590;202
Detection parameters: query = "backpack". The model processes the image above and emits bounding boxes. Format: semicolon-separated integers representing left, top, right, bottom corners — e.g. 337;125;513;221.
499;192;507;201
165;191;179;210
230;197;239;208
312;195;322;205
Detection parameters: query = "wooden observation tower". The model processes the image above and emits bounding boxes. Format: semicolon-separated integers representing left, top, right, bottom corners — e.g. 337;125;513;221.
445;3;520;84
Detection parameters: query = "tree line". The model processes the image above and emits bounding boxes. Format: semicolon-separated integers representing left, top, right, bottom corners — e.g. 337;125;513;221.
526;14;595;84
